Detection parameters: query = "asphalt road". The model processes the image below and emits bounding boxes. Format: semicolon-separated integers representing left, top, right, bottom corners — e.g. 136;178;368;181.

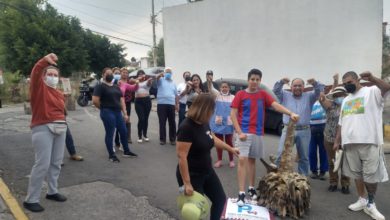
0;103;389;220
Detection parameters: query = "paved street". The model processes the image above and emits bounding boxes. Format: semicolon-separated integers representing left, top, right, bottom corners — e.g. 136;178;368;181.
0;102;389;220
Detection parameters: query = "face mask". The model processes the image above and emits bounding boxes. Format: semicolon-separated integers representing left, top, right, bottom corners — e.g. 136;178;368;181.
344;84;356;93
165;73;172;80
105;74;114;82
221;91;229;96
44;76;59;88
114;74;121;81
334;97;344;105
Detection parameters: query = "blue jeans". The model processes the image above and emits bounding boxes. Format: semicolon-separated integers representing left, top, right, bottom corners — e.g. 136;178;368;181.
178;103;186;127
100;108;131;157
309;124;328;174
276;127;311;176
65;125;76;156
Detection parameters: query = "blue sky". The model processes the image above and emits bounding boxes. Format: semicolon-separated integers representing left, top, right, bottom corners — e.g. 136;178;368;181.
47;0;390;60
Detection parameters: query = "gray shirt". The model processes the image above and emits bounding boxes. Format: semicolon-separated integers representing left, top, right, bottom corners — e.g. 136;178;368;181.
273;80;325;126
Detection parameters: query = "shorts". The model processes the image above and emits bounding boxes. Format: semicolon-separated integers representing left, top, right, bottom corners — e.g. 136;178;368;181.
342;144;389;183
234;133;264;159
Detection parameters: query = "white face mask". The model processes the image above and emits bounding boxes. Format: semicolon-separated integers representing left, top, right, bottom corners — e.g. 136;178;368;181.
45;76;59;88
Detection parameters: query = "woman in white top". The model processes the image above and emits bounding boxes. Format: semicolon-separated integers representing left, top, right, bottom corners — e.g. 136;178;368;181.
134;70;153;143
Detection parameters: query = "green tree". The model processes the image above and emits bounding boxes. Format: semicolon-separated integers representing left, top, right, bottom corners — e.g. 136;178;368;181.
0;0;126;77
0;0;88;76
83;30;126;76
148;38;165;66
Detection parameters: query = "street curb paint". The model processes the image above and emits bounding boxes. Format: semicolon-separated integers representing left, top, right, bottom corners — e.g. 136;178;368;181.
0;178;28;220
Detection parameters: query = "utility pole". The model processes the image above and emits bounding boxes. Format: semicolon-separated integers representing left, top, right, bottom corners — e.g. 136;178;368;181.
151;0;157;67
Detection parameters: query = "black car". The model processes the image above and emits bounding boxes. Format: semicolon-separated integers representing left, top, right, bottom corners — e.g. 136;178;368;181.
214;78;284;135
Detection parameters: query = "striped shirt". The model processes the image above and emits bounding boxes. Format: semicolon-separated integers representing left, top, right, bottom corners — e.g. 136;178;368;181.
231;89;275;135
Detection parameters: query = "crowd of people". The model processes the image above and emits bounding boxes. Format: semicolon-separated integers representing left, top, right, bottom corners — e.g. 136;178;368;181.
24;53;390;220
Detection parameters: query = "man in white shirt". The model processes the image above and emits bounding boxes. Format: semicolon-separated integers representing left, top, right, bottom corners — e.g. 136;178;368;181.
334;71;390;220
177;71;191;127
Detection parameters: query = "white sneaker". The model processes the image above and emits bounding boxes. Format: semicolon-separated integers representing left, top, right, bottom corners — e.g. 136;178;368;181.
348;197;368;211
137;139;143;143
364;203;385;220
236;193;246;207
144;137;149;142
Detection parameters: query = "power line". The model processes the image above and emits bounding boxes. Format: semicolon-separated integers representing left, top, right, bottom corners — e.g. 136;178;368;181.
50;1;152;42
90;30;152;48
67;0;149;19
79;19;151;44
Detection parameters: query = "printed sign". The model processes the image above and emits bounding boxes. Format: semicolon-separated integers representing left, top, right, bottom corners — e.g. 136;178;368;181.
61;78;72;94
223;198;271;220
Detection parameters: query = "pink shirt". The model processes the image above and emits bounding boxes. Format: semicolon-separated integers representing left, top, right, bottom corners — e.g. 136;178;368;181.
118;81;138;102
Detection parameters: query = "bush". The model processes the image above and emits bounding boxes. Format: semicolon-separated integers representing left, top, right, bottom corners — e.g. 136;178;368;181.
0;71;27;104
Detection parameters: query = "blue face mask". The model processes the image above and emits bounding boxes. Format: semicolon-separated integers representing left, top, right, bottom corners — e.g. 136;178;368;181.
334;97;344;105
165;73;172;80
114;74;121;81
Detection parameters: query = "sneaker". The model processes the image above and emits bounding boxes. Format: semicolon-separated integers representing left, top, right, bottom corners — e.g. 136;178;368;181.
23;202;44;212
46;193;67;202
229;161;235;168
214;160;222;168
364;203;385;220
328;185;337;192
70;154;84;161
348;197;368;211
310;172;319;179
144;137;150;142
123;151;138;158
248;188;257;200
137;139;143;143
341;186;350;194
237;193;246;207
170;141;176;145
109;156;120;163
160;141;166;145
319;172;326;180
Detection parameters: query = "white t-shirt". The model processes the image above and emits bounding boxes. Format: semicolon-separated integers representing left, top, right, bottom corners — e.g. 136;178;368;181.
177;82;188;104
338;86;384;145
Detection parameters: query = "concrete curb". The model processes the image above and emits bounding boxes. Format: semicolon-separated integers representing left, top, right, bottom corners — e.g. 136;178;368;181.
0;178;27;220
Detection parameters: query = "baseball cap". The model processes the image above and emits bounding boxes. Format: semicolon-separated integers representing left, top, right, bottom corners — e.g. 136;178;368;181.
206;70;213;75
326;86;347;100
177;191;210;220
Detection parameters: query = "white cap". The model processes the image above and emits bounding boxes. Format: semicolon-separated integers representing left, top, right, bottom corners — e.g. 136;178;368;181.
326;86;347;99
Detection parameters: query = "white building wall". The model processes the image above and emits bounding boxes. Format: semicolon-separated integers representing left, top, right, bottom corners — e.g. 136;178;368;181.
163;0;382;87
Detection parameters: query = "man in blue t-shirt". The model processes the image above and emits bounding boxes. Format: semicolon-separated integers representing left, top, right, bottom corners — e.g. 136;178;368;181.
156;67;179;145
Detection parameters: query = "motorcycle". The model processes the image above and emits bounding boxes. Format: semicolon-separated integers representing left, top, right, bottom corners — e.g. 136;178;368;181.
77;79;92;107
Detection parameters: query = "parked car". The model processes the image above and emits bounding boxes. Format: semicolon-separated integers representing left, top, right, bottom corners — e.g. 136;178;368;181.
129;67;164;98
214;78;284;135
